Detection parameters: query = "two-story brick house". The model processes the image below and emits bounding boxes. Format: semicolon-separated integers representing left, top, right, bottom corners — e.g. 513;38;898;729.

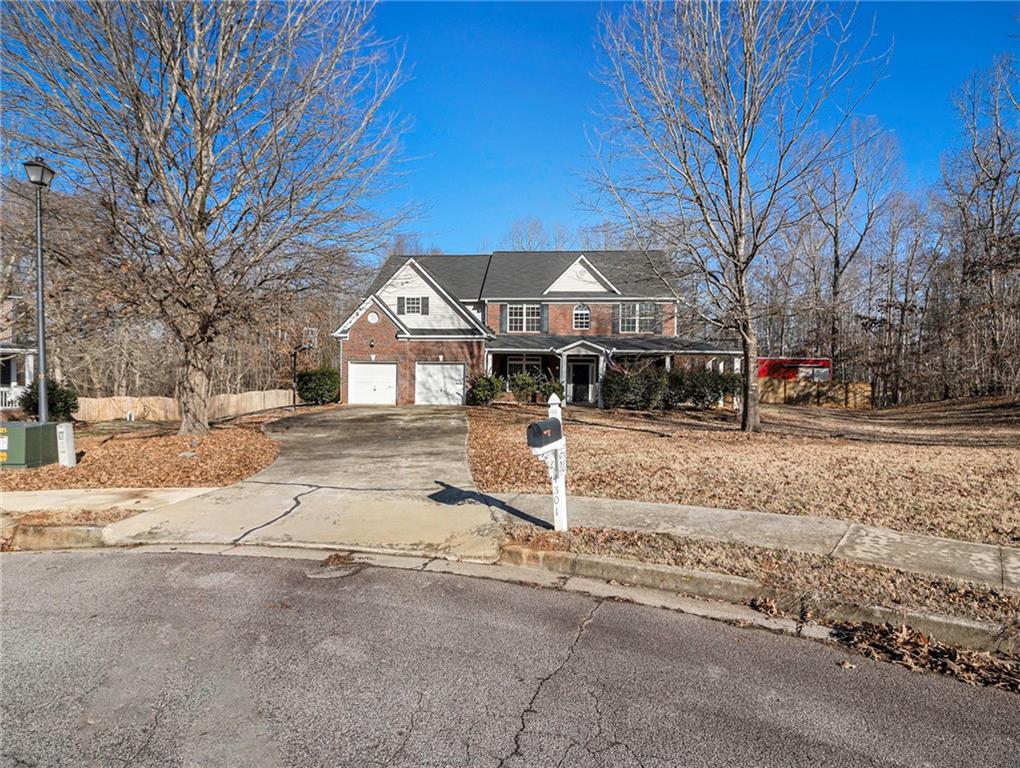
333;250;740;406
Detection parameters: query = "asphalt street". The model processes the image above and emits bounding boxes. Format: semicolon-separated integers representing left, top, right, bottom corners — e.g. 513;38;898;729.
1;551;1016;767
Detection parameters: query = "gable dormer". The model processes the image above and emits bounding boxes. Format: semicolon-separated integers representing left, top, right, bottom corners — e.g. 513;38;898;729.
543;255;620;295
369;259;490;337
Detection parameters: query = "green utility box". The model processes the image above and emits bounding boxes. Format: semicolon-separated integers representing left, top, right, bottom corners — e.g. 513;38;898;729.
0;422;59;469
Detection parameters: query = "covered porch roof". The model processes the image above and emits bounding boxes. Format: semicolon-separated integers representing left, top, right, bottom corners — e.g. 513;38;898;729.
485;335;739;355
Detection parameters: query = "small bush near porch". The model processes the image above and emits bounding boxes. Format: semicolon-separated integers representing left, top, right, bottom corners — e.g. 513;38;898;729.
602;367;741;410
467;398;1020;546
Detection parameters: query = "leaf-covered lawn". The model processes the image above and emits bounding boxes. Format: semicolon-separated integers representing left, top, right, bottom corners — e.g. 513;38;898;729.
467;404;1020;546
0;425;278;490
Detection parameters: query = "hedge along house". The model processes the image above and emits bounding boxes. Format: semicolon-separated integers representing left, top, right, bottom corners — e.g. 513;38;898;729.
333;251;741;406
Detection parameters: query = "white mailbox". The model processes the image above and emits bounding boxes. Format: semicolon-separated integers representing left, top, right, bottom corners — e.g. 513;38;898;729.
527;394;568;532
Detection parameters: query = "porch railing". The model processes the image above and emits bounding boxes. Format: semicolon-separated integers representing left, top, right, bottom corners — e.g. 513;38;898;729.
0;385;28;410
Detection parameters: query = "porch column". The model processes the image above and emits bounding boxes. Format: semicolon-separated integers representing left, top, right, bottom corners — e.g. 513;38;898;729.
664;355;672;372
24;353;34;386
485;350;493;375
733;355;743;412
597;353;607;408
559;353;567;398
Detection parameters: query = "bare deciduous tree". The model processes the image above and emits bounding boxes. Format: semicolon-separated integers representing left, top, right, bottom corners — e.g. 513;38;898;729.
804;120;896;379
3;0;403;432
595;0;883;430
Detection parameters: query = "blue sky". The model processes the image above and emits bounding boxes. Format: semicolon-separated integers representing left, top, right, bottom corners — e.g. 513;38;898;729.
372;1;1020;254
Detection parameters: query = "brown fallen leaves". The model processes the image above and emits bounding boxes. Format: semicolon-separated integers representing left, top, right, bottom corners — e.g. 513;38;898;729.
0;426;278;490
468;404;1020;545
831;622;1020;694
505;525;1020;626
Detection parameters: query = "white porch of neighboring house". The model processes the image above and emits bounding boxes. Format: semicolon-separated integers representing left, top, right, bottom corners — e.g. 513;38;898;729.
0;346;36;411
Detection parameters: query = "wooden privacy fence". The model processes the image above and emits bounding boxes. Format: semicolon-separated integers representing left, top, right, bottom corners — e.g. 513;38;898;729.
74;389;296;422
759;378;873;409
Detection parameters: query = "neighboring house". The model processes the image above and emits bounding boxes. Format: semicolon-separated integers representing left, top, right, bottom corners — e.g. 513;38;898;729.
333;250;741;406
0;298;36;412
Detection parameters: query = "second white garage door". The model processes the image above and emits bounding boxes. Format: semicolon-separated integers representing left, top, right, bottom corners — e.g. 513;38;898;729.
415;363;465;405
348;362;397;405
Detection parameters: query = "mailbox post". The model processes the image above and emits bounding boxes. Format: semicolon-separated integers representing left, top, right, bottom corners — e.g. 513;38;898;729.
526;394;568;531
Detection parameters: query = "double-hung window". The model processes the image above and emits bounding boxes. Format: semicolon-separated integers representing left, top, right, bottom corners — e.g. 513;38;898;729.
572;304;591;330
397;296;428;315
507;304;541;332
620;302;657;333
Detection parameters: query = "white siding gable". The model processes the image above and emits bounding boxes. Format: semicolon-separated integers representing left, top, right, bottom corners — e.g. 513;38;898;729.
376;263;472;330
545;256;617;294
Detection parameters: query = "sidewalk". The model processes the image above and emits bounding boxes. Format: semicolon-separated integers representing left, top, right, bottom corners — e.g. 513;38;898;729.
5;485;1017;592
492;492;1020;592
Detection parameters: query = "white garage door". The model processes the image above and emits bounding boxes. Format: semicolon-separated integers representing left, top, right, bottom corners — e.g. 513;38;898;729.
348;362;397;405
415;363;465;405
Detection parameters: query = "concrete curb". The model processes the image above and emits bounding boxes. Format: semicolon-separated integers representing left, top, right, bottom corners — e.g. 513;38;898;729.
500;543;761;603
9;524;106;551
3;522;499;565
500;544;1017;654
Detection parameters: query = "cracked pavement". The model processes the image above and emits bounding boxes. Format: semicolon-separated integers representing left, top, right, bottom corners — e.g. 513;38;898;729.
2;551;1017;767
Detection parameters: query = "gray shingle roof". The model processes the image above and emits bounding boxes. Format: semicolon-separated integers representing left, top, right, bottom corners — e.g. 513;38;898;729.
365;250;676;302
367;254;490;301
483;251;675;299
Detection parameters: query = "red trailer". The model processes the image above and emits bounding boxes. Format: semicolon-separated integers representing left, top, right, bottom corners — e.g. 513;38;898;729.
757;357;831;382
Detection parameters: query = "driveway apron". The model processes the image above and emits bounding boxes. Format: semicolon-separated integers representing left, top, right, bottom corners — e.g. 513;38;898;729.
105;407;501;561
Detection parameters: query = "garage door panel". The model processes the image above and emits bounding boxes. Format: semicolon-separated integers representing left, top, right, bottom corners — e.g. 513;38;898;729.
415;363;465;405
348;362;397;405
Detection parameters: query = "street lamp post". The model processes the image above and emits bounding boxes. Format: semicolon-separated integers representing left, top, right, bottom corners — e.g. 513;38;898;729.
22;157;56;424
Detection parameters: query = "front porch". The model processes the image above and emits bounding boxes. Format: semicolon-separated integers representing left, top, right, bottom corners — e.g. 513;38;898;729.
1;345;36;411
487;350;604;405
485;334;744;408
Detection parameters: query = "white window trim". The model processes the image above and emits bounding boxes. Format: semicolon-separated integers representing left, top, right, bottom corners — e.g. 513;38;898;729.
404;296;423;315
620;302;656;333
508;304;541;333
572;304;591;330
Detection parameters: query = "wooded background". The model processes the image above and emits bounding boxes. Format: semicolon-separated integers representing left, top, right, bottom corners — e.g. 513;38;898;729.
1;1;1016;427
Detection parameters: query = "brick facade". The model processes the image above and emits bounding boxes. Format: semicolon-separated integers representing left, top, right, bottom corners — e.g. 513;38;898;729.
340;299;485;405
484;301;677;336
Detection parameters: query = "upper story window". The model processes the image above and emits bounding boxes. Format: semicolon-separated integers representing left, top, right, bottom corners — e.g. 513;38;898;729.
620;302;656;333
508;304;541;332
572;304;591;330
397;296;428;315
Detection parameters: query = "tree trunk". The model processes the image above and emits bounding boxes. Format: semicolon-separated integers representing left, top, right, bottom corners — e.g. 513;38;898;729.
178;343;213;435
740;327;761;433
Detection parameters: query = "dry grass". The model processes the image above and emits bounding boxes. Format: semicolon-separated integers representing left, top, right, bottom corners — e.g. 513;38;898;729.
468;400;1020;546
0;425;278;490
506;526;1020;626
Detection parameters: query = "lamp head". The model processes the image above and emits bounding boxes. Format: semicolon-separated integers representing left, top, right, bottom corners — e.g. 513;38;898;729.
23;157;56;188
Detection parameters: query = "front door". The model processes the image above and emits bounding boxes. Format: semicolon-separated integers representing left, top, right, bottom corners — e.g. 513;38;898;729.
568;361;593;403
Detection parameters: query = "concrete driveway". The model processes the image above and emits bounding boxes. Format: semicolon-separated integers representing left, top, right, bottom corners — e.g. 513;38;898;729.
105;407;504;560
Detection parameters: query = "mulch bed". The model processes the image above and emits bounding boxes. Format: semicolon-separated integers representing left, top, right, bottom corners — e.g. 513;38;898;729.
0;425;278;490
469;405;1020;546
507;525;1020;692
